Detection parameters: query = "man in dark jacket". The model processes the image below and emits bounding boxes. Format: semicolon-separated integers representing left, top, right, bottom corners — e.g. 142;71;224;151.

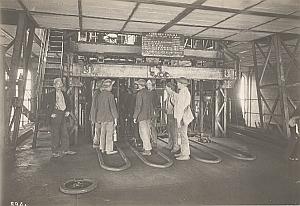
44;78;76;158
90;79;118;154
133;79;154;155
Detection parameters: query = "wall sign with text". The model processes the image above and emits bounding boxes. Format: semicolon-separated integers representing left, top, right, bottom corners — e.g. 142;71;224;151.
142;33;184;57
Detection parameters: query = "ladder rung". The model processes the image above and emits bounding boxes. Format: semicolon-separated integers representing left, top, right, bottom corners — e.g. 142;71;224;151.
47;51;63;53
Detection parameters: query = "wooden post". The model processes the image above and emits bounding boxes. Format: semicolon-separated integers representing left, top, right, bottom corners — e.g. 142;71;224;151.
274;35;290;138
214;81;220;137
199;80;204;136
252;42;264;128
0;47;6;166
7;13;27;138
74;85;79;144
223;88;227;137
11;25;35;145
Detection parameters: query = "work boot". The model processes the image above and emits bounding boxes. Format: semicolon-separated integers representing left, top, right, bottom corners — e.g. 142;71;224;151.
176;155;190;161
174;153;183;157
141;150;151;156
106;150;118;155
92;142;99;148
171;147;180;153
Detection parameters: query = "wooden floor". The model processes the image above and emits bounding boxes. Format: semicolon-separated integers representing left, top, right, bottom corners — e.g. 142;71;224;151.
3;131;300;206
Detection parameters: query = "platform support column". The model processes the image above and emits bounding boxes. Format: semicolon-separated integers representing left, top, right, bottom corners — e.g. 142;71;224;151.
274;35;290;138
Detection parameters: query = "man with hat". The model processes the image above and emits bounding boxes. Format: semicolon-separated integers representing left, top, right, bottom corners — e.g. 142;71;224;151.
45;78;76;158
173;77;194;160
90;79;118;155
133;79;154;155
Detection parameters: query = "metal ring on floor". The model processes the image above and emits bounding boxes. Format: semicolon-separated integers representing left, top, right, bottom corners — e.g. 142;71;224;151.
190;139;256;161
128;142;173;168
96;144;131;172
60;178;97;195
158;137;222;164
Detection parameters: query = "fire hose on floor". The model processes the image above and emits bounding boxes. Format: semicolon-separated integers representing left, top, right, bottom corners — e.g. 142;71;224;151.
158;137;222;164
189;138;256;161
128;142;173;168
96;144;131;172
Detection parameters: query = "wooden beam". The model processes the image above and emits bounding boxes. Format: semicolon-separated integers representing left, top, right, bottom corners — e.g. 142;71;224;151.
71;64;235;80
77;43;222;58
274;35;290;138
11;25;35;145
120;3;140;32
7;13;27;138
252;42;264;127
78;0;83;31
116;0;300;20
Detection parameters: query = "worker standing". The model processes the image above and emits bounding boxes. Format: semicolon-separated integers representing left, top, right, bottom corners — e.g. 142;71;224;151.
146;79;159;148
173;77;194;160
90;79;118;155
133;79;154;155
45;78;77;158
164;81;180;153
90;80;104;148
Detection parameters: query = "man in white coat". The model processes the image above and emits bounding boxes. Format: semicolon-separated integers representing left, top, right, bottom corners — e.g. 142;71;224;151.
173;77;194;160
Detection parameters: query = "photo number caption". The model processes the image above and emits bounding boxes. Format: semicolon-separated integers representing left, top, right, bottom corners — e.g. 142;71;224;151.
10;202;27;206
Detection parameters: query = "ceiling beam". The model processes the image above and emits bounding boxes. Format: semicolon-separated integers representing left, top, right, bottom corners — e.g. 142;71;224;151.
116;0;300;20
120;2;140;32
158;0;207;33
78;0;83;31
193;0;266;38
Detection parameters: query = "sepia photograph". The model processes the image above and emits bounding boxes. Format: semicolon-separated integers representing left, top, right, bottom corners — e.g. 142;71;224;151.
0;0;299;205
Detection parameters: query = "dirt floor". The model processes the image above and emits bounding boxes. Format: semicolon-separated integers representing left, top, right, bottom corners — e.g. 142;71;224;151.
3;131;300;206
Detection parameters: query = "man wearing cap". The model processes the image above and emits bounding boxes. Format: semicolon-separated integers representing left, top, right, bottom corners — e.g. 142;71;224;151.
45;78;76;158
146;79;159;148
90;79;118;155
133;79;154;155
173;77;194;160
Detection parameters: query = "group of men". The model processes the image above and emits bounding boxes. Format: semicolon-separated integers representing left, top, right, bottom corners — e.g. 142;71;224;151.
45;77;299;162
89;77;194;161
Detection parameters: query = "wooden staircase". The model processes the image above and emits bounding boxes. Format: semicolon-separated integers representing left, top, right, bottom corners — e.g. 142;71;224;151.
32;29;64;148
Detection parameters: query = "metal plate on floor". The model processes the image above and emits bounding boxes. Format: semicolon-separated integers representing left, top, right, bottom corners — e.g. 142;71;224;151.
60;178;97;194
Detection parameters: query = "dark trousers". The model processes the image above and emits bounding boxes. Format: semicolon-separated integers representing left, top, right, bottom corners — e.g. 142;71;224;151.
50;110;69;153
